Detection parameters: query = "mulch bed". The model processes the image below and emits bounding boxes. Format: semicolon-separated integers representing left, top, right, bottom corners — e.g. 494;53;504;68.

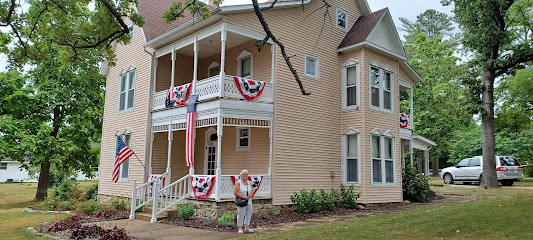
162;201;416;232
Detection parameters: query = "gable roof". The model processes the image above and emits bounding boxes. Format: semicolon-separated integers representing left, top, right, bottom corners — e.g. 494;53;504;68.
338;8;387;49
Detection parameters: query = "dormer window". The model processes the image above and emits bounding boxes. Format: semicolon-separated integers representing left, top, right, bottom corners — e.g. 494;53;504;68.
336;7;348;31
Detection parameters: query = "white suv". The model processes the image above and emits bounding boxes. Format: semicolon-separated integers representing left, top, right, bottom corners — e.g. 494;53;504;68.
441;156;523;186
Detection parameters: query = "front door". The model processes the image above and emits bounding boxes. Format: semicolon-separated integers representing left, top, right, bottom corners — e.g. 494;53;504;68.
204;128;217;175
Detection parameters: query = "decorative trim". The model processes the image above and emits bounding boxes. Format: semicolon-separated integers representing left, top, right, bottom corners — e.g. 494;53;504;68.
343;127;360;135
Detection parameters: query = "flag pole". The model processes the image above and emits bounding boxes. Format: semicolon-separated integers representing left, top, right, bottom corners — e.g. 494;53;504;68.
118;134;149;175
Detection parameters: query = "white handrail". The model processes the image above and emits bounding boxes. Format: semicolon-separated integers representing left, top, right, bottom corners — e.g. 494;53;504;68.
129;172;168;220
152;174;191;222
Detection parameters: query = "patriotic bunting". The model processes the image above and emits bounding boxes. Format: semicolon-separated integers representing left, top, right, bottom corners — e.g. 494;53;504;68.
230;175;263;197
400;113;410;129
148;174;167;193
233;77;266;101
165;83;192;108
191;176;215;199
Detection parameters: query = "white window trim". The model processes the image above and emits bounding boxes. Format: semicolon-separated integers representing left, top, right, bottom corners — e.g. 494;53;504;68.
118;68;136;113
342;128;361;185
304;53;320;80
236;127;251;151
204;127;217;175
0;163;7;170
116;130;132;181
335;7;348;31
237;50;253;79
368;64;394;114
342;59;360;110
207;61;220;77
128;23;134;39
370;130;396;186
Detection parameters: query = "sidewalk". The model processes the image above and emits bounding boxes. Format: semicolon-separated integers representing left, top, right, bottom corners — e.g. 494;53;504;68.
89;219;239;240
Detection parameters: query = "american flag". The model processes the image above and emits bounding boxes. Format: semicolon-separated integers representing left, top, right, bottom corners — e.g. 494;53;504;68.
185;94;199;167
112;137;134;183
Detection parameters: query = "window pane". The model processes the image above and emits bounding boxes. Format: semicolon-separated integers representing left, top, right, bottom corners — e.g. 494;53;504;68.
371;87;380;107
372;135;380;158
240;138;249;147
469;158;480;167
383;72;391;90
120;75;127;92
128;71;136;90
457;159;469;167
384;91;391;110
241;57;251;77
337;10;346;28
347;86;357;106
119;92;126;111
385;137;392;159
373;159;382;182
121;159;129;178
347;66;356;86
239;128;249;137
306;57;316;76
347;135;358;158
127;89;135;109
371;67;379;87
386;160;394;183
347;158;358;182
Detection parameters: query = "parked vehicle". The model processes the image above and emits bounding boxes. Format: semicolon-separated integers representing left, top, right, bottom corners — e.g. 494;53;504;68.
441;156;523;186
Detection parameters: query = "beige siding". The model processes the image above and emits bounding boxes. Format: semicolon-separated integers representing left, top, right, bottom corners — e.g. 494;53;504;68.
399;67;416;85
226;0;364;205
99;22;151;197
155;53;194;92
151;127;269;179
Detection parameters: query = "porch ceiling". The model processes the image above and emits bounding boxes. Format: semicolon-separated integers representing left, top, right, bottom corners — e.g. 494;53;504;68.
176;31;253;58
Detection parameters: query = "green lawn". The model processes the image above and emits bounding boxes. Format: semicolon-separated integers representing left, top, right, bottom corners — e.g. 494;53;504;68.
242;181;533;240
429;176;533;187
0;181;95;240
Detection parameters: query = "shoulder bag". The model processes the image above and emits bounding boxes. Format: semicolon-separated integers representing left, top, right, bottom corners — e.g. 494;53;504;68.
235;182;249;207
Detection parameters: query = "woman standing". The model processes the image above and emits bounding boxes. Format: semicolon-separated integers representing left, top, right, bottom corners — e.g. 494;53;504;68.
234;169;253;234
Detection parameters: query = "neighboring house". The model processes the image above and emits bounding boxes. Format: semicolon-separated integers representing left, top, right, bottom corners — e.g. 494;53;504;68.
0;158;34;182
98;0;435;221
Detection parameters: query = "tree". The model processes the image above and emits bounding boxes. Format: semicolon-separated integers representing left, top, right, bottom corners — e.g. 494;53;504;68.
495;68;533;133
0;45;104;200
443;0;533;188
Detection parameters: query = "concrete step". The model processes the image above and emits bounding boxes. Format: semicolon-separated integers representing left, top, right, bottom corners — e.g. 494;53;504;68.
135;212;167;222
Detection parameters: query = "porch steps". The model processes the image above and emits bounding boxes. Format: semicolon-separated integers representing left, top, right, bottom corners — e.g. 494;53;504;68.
135;204;178;222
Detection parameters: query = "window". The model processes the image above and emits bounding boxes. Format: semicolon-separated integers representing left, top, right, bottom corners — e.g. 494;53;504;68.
369;66;393;111
343;131;359;183
342;59;360;108
128;24;134;39
119;69;136;112
336;7;348;30
456;159;469;167
116;132;131;180
371;130;396;185
469;158;481;167
236;127;250;150
305;54;319;80
237;50;253;79
0;163;7;170
208;62;220;78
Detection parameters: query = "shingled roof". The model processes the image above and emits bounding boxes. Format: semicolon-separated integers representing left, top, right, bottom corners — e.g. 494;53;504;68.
337;8;387;49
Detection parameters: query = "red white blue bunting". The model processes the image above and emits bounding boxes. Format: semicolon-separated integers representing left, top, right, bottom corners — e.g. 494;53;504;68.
233;77;266;101
191;176;215;199
165;83;192;108
148;174;167;193
230;175;263;197
400;113;411;129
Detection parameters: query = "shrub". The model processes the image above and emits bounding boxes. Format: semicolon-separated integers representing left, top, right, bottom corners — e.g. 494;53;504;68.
48;215;82;232
99;226;129;240
77;200;107;215
50;179;79;201
84;183;98;200
202;220;212;226
329;188;340;206
402;165;431;202
338;184;360;209
111;199;127;211
272;209;281;216
39;197;60;211
319;189;335;211
56;200;75;211
177;203;194;220
71;225;103;239
290;188;328;213
259;209;269;219
217;212;235;227
524;165;533;177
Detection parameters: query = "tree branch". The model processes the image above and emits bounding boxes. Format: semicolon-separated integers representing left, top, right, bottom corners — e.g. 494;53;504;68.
261;0;278;11
251;0;311;95
495;52;533;77
0;0;16;27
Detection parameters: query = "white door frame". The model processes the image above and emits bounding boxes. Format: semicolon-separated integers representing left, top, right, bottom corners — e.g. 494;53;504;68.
203;127;218;175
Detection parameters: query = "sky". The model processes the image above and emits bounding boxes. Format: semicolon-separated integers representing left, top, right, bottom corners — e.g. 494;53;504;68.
0;0;453;71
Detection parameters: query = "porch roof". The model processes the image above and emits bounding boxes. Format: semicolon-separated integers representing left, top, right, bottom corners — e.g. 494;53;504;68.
412;134;436;151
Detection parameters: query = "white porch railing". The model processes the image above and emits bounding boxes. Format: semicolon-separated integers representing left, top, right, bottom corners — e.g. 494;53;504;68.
129;172;168;219
153;75;274;111
151;173;191;223
192;174;271;199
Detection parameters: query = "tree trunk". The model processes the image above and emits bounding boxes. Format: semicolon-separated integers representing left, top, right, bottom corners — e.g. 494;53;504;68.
432;157;440;177
481;68;498;188
35;159;50;201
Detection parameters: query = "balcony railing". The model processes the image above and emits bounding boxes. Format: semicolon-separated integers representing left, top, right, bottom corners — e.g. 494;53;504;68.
153;75;273;111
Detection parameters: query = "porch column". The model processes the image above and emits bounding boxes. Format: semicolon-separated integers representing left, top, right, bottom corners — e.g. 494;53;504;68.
192;35;198;94
171;46;176;88
410;88;414;129
152;58;158;95
401;142;405;169
219;25;226;98
167;117;173;182
148;132;154;174
215;110;223;201
268;120;273;175
424;149;429;176
409;140;414;166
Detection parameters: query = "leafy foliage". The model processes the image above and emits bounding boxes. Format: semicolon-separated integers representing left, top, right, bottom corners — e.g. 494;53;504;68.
111;200;127;211
71;225;103;240
338;184;360;209
290;185;360;213
84;183;99;201
448;125;483;164
402;166;431;203
98;226;129;240
177;203;195;220
272;209;281;216
76;200;108;215
47;215;82;232
217;212;235;227
50;179;79;201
